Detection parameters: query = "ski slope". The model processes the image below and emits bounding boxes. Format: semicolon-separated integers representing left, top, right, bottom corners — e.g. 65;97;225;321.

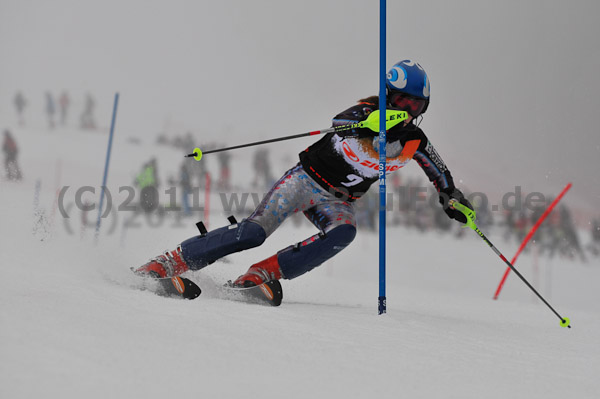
1;126;599;399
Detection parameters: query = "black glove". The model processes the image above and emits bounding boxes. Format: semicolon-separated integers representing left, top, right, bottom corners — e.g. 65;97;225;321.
438;188;474;224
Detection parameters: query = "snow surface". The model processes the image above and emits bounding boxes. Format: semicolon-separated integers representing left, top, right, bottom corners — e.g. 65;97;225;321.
1;126;599;399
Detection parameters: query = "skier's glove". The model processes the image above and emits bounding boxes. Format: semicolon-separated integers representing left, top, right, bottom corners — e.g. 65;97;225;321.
438;188;474;224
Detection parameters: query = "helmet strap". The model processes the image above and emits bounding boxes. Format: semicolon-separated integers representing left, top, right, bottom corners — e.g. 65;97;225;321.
415;114;424;128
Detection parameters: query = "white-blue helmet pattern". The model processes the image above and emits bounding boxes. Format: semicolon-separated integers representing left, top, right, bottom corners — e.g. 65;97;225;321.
386;60;430;100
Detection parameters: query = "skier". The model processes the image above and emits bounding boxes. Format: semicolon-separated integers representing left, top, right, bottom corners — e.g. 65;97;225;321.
134;60;474;288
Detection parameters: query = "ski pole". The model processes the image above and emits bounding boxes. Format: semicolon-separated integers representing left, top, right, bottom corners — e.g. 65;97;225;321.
185;109;408;161
450;199;571;328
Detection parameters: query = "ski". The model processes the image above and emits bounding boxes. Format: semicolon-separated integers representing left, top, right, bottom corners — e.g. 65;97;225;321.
220;280;283;307
158;276;202;299
133;270;202;300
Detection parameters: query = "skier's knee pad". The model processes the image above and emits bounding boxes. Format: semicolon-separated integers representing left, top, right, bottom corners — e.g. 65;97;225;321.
180;220;266;270
278;224;357;280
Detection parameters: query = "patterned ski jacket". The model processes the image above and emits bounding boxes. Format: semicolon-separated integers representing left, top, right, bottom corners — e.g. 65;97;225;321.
299;100;456;202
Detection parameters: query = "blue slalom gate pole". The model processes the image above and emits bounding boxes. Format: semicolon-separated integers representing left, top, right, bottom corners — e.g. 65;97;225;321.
95;93;119;241
378;0;387;315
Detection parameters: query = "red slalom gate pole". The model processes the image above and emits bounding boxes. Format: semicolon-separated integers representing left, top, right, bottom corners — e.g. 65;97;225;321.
493;183;572;300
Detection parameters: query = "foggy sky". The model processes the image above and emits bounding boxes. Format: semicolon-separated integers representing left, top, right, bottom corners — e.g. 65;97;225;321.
1;0;598;214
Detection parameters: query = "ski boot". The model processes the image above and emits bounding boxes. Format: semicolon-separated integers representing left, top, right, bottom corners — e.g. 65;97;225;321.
133;246;189;279
233;254;283;287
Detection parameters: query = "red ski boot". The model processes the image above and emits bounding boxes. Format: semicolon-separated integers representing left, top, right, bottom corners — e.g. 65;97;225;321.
233;254;283;287
134;246;189;278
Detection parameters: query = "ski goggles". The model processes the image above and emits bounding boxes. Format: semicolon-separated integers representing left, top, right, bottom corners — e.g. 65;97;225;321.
388;93;428;117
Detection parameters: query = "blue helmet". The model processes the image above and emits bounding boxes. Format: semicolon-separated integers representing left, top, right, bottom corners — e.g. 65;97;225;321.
386;60;430;101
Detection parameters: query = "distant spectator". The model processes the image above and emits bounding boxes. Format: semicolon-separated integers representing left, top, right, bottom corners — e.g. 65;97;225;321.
586;218;600;258
355;189;377;231
179;162;192;216
217;150;231;191
592;218;600;244
530;203;550;248
501;209;516;243
539;210;562;259
58;91;70;126
389;174;402;226
559;205;587;262
135;158;160;212
45;92;56;129
2;129;22;181
80;93;96;129
156;133;169;145
514;210;529;247
473;196;493;230
252;148;274;190
13;91;27;126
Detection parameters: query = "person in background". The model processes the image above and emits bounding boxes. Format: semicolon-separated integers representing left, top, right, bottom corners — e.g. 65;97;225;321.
80;93;96;129
2;129;22;181
585;218;600;258
501;208;516;243
217;150;231;191
559;205;587;262
179;161;192;216
45;92;56;129
13;91;27;126
135;158;160;212
252;148;274;191
59;91;70;126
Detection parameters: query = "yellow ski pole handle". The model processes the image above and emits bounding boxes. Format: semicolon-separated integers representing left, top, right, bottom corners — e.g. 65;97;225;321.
449;199;477;231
